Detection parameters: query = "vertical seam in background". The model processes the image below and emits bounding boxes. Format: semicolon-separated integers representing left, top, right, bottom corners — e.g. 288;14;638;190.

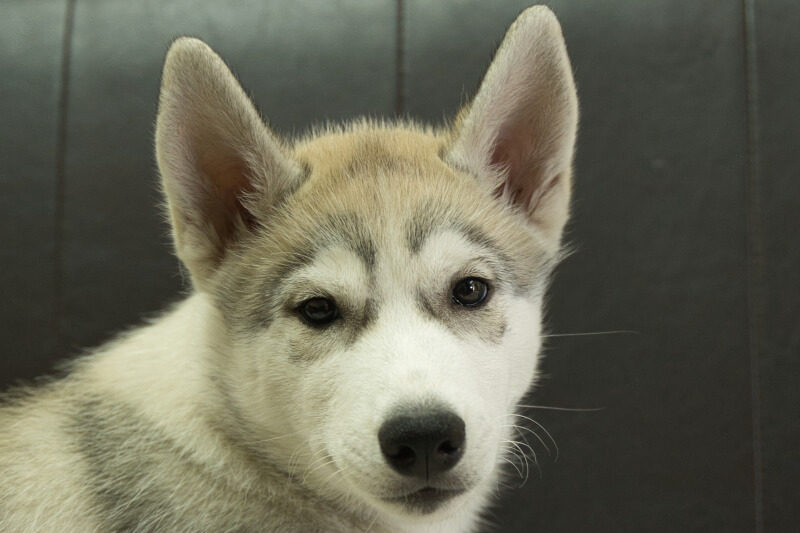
395;0;406;117
54;0;76;359
743;0;765;531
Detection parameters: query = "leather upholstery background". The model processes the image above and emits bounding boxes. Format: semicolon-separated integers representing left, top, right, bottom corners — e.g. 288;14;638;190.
1;1;797;531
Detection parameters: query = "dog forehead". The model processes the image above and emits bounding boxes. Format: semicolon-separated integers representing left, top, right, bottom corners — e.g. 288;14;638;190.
292;124;448;180
286;125;499;236
247;124;547;294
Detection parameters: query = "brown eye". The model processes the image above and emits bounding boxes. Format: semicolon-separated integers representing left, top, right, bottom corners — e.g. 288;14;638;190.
298;297;339;327
452;278;489;307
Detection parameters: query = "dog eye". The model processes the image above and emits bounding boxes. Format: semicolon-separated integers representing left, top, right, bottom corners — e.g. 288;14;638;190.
452;278;489;307
298;297;339;327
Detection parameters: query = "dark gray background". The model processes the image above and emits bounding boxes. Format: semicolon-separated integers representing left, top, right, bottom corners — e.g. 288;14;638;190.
1;1;797;531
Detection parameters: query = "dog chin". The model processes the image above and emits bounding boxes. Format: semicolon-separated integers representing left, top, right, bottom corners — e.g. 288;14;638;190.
381;486;468;516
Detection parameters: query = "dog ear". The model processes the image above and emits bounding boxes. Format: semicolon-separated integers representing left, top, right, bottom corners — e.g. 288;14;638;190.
449;6;578;249
156;38;301;291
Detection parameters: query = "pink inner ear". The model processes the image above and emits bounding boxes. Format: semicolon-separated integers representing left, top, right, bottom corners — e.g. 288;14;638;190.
200;154;258;244
491;133;534;209
490;123;556;215
203;155;248;192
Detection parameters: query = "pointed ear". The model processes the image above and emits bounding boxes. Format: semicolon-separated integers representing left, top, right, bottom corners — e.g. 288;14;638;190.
155;38;301;291
448;7;578;249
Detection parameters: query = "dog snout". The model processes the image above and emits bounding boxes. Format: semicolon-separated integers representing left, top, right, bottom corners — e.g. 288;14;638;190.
378;408;466;479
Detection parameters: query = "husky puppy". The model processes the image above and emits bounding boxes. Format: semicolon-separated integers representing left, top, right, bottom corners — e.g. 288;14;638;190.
0;6;577;532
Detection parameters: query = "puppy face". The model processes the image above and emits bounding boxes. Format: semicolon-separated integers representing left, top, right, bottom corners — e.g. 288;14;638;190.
210;128;553;518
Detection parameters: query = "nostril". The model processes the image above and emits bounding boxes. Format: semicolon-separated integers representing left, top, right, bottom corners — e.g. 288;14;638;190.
388;445;416;468
437;439;459;456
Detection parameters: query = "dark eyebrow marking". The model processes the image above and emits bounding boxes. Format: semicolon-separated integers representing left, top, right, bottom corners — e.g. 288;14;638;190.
406;202;504;261
406;201;440;255
272;211;377;283
406;201;551;295
321;212;377;270
220;211;377;334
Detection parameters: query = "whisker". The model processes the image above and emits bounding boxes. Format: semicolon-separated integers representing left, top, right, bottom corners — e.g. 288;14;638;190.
504;421;550;455
304;449;335;472
541;330;638;338
499;452;525;478
302;457;338;483
494;479;514;497
303;448;331;482
505;427;540;460
514;437;541;479
505;438;534;477
514;414;560;462
287;442;317;485
233;431;301;448
517;404;605;412
501;438;540;484
365;513;380;532
317;464;349;492
502;440;530;470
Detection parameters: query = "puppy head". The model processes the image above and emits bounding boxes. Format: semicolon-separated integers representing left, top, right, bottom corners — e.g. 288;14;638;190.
156;5;577;523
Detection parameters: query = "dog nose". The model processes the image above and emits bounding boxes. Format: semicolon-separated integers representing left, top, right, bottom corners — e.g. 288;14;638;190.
378;408;466;479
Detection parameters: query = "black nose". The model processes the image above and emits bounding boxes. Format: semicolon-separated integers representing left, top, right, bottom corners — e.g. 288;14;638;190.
378;408;466;479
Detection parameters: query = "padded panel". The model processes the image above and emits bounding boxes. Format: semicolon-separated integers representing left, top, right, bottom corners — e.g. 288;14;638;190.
0;0;66;386
755;0;800;530
4;0;798;530
61;0;396;351
406;1;754;531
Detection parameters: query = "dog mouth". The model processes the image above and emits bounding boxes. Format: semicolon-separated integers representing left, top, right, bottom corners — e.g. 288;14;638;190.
382;486;466;514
